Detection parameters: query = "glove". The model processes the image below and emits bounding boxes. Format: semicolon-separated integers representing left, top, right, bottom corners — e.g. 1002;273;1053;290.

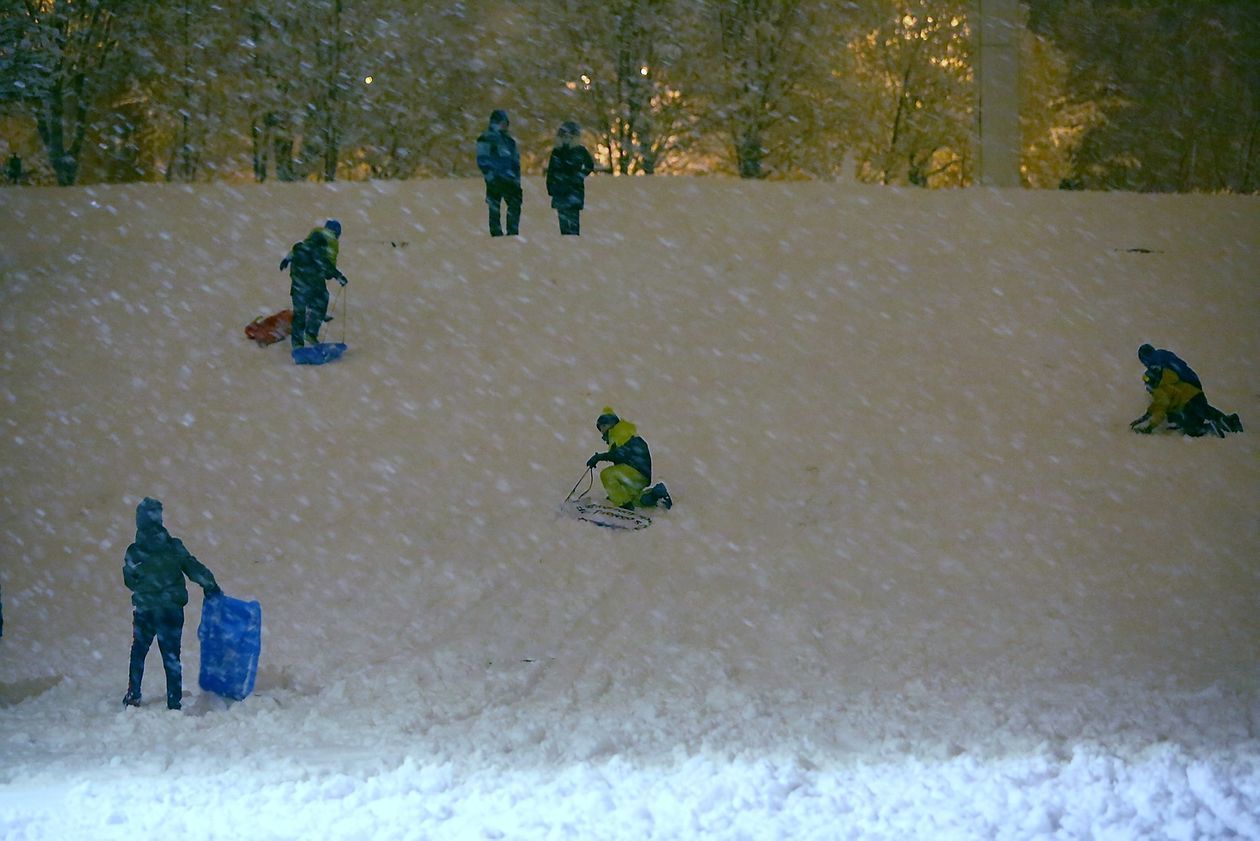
205;585;223;599
280;257;290;271
337;275;348;287
1131;424;1152;435
586;453;603;468
1129;413;1149;429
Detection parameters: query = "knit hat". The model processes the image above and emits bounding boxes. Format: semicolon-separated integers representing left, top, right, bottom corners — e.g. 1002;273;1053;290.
324;219;342;238
596;407;620;432
489;109;509;128
559;120;580;137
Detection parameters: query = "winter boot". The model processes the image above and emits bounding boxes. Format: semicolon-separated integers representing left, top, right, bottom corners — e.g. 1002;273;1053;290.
123;692;141;708
641;483;672;510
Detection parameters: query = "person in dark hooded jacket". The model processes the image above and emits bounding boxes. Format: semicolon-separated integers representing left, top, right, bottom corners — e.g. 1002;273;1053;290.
1137;343;1201;389
545;121;595;235
476;109;522;236
123;498;221;710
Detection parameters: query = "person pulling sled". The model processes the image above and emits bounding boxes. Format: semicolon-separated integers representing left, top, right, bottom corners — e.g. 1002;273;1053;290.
586;407;672;510
280;219;348;351
1129;344;1242;437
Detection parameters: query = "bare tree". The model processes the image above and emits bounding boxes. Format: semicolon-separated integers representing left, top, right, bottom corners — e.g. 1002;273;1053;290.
0;0;134;185
847;2;973;186
542;0;699;175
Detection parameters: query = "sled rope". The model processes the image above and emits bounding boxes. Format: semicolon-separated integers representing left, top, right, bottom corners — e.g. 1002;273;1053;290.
565;466;595;503
330;284;348;344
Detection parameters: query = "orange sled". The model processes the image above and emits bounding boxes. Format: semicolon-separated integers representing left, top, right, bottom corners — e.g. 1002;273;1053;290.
245;309;293;346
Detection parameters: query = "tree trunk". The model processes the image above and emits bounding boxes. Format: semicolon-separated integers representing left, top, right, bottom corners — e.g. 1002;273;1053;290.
36;78;78;186
322;0;344;182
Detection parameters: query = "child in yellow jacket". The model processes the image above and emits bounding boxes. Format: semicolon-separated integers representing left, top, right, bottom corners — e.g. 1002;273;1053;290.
1131;365;1242;437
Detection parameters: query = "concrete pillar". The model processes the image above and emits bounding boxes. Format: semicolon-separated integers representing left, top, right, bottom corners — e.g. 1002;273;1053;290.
975;0;1021;187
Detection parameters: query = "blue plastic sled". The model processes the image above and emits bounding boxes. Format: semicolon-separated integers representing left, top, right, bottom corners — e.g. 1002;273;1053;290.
198;594;262;701
292;342;347;365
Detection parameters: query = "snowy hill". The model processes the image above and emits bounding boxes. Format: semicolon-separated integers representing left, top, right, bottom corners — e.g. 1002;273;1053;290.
1;178;1258;838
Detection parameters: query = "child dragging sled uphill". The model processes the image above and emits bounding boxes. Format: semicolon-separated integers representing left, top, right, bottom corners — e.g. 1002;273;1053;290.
280;219;348;351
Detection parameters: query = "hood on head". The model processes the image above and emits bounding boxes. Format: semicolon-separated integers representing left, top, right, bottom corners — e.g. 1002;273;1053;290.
136;497;163;531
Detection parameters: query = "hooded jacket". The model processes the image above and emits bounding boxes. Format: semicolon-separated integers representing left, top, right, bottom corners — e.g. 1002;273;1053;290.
123;499;218;611
546;144;595;209
284;227;343;289
476;123;520;185
1138;345;1201;389
598;417;652;482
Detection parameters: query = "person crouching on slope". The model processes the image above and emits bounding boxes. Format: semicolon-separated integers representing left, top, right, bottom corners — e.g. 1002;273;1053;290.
280;219;348;350
1130;346;1242;438
123;498;221;710
587;407;673;510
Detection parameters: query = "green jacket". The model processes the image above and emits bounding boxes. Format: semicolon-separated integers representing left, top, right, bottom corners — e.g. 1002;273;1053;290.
284;227;344;288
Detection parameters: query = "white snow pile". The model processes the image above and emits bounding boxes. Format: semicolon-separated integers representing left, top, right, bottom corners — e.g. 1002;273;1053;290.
1;177;1258;839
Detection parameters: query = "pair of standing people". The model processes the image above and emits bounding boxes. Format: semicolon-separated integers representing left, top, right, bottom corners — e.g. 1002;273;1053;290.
476;110;596;237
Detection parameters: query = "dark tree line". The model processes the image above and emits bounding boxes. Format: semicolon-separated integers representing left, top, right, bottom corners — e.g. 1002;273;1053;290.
1028;0;1260;193
2;0;1256;191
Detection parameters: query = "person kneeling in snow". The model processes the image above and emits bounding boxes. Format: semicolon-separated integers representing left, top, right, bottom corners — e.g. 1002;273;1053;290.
1130;345;1242;438
280;219;348;350
123;498;221;710
587;407;672;510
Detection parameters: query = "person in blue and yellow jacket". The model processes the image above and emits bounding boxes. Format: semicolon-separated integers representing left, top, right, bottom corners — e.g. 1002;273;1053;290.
280;219;348;350
587;407;673;510
1130;350;1242;437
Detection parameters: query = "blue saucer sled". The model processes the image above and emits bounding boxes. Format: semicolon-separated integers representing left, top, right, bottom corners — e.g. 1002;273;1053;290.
198;594;262;701
292;342;347;365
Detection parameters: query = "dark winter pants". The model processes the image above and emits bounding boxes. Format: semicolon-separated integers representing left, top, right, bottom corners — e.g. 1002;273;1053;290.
486;180;522;236
128;604;185;709
557;208;581;236
290;279;329;348
1170;393;1239;437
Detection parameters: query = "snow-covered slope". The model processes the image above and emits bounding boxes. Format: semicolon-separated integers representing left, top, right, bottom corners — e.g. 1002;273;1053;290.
1;178;1257;839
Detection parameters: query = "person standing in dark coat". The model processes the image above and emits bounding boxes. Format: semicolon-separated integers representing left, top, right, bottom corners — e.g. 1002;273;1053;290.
545;121;595;236
123;498;221;710
476;109;522;236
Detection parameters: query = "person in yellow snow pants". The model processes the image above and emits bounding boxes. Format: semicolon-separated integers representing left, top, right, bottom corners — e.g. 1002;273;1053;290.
600;463;649;508
585;407;673;510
